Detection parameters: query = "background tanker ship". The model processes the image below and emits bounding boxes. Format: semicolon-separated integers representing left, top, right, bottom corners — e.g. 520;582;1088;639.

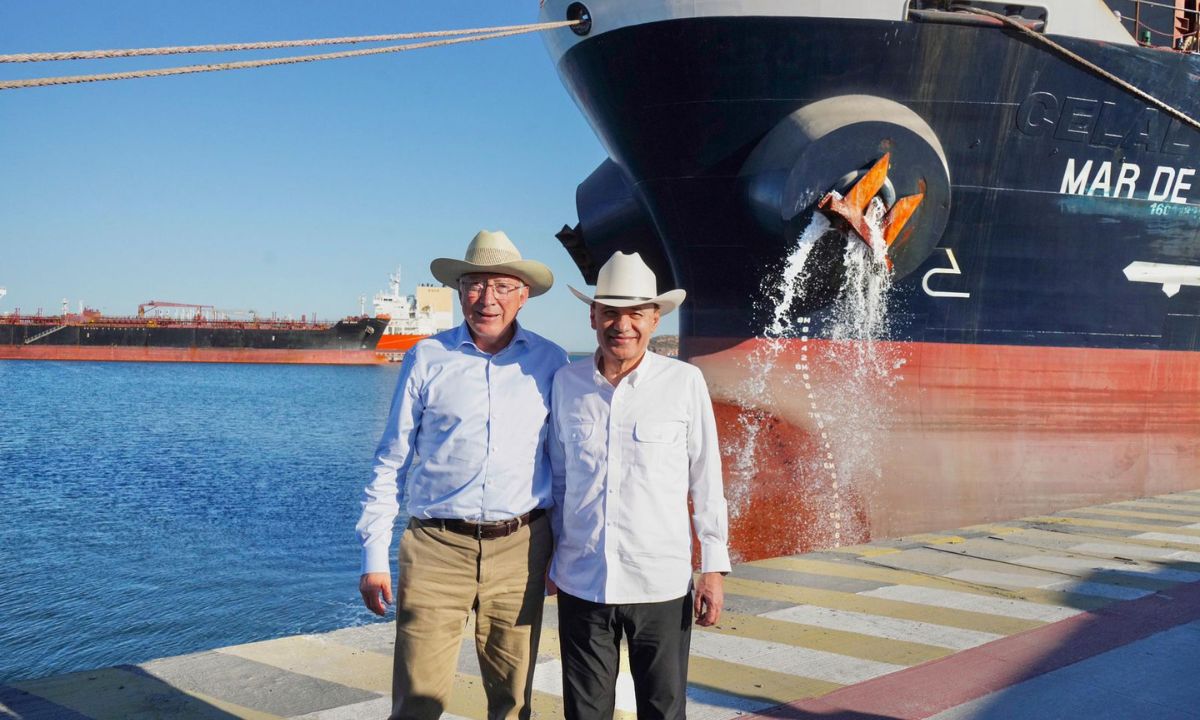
0;270;454;364
539;0;1200;561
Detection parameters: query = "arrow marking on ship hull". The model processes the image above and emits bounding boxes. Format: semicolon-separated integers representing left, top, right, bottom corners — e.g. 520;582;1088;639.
1123;261;1200;297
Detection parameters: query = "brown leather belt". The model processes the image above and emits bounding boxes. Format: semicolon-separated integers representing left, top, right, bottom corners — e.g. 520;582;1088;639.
417;508;545;539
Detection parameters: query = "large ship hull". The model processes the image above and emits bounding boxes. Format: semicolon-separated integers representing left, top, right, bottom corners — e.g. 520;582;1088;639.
542;5;1200;561
0;317;391;365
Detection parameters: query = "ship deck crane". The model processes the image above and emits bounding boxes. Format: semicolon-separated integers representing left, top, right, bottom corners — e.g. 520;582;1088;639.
137;300;216;320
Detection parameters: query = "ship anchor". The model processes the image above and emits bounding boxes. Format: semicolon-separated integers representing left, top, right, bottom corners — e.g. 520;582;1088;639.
817;153;924;271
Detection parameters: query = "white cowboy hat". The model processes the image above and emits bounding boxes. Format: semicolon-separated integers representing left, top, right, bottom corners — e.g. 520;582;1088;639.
430;230;554;297
569;251;686;315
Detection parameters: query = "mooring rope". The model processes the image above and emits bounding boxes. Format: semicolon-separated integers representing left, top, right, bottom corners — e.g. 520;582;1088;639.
0;22;572;63
959;6;1200;132
0;20;577;91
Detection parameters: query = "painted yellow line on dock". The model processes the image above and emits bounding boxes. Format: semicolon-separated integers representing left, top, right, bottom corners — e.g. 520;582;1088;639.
1029;515;1200;536
959;523;1025;536
1118;500;1200;515
832;544;902;557
750;555;1112;610
1065;506;1200;523
897;533;967;545
687;655;840;704
979;523;1200;554
218;635;391;694
14;667;282;720
704;610;952;666
722;576;1043;636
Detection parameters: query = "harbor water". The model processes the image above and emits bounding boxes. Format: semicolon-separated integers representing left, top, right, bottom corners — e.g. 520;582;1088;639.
0;360;405;683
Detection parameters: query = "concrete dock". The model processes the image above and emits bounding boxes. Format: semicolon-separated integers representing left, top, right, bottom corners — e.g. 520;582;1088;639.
6;490;1200;719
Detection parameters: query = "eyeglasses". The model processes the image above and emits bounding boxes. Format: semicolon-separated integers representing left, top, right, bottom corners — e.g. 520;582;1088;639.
459;279;526;298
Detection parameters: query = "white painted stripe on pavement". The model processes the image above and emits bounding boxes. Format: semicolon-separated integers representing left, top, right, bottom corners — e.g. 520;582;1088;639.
1068;542;1200;564
858;585;1079;622
761;603;1003;651
529;657;784;718
1185;522;1200;530
689;629;906;685
1013;554;1200;583
291;696;394;720
1134;532;1200;546
530;658;639;712
944;568;1069;590
943;569;1151;601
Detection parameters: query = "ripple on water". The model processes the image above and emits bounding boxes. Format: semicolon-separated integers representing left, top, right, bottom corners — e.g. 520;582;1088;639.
0;361;407;682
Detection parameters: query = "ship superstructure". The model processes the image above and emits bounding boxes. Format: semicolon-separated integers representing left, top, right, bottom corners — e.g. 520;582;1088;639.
371;267;455;355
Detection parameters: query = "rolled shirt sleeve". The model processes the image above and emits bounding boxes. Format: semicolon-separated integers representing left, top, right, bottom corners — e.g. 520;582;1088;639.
548;382;567;542
687;367;731;575
356;351;423;575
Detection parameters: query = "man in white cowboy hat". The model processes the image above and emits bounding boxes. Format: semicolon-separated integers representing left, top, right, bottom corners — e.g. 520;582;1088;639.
548;251;730;719
356;230;568;720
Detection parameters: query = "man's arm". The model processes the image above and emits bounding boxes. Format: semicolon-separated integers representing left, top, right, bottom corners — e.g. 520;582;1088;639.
686;367;731;626
546;373;567;595
359;572;394;616
355;351;423;615
694;571;724;627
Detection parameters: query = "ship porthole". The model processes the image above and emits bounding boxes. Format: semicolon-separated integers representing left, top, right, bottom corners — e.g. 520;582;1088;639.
567;2;591;36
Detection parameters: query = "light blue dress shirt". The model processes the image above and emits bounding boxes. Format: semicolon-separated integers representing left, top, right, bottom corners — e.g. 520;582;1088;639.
356;322;568;575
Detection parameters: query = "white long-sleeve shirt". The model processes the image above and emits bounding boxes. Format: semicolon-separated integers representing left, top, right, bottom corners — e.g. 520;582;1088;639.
548;351;731;604
356;322;568;575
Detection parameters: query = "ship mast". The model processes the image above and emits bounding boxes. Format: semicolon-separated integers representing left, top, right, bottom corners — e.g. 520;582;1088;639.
390;266;402;296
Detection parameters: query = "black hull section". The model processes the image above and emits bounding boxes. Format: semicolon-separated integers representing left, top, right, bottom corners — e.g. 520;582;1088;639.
556;17;1200;351
0;318;388;351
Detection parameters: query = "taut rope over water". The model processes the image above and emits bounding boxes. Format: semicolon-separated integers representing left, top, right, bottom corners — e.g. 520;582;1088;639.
0;20;578;91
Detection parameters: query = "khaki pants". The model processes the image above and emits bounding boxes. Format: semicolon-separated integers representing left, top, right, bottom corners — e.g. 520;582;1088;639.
390;515;552;720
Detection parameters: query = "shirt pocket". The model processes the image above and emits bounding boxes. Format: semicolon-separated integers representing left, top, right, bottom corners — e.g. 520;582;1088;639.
633;421;685;444
631;420;686;471
564;422;602;478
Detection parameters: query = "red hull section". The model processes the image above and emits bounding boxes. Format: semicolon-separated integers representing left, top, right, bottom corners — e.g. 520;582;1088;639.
0;345;389;365
692;339;1200;563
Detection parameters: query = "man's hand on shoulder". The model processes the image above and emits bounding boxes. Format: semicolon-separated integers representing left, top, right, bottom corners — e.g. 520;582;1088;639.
694;571;724;627
359;572;394;616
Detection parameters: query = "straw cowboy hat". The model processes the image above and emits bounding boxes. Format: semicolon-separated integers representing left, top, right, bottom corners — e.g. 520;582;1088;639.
569;251;686;315
430;230;554;297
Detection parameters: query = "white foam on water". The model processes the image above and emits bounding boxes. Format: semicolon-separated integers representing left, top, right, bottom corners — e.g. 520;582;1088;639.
726;214;827;526
729;200;906;551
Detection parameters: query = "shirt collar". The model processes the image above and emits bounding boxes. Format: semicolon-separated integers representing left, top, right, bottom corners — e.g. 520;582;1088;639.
592;349;657;388
453;321;528;355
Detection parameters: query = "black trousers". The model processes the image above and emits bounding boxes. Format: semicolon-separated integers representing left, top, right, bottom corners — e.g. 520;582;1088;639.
557;591;692;720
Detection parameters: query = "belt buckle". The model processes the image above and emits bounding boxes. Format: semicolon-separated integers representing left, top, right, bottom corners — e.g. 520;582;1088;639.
475;522;484;540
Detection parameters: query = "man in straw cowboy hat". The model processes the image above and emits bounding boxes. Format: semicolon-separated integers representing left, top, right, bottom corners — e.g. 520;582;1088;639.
357;230;568;720
548;251;730;719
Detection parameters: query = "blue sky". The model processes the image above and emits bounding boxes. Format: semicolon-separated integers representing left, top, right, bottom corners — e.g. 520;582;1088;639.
0;1;660;351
